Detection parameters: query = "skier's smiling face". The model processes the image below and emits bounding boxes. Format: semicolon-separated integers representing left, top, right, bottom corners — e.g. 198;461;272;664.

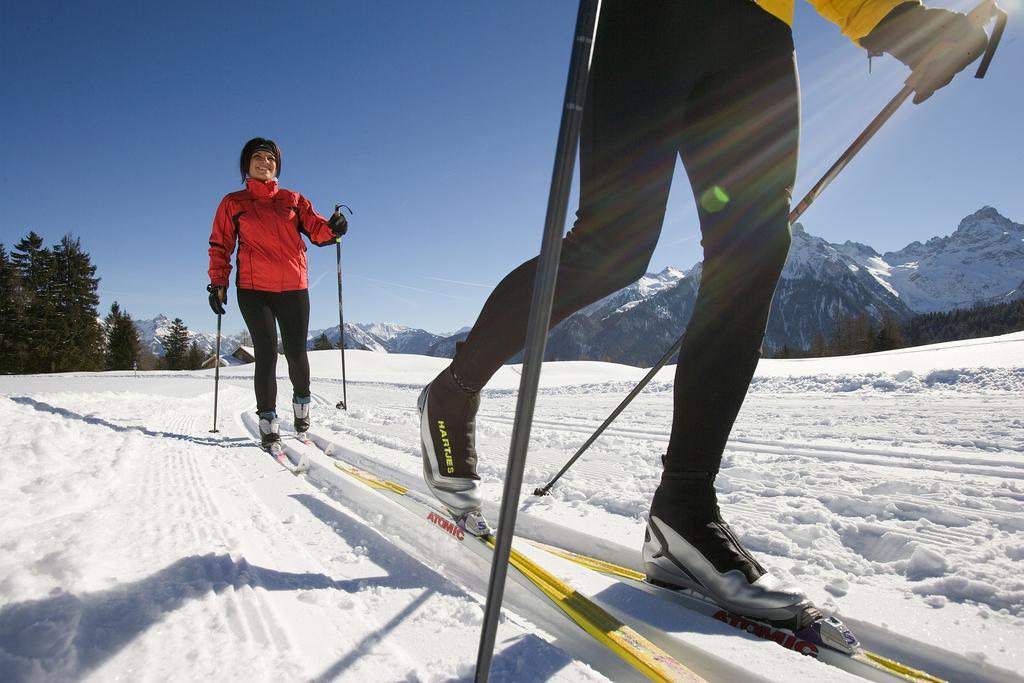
248;151;277;181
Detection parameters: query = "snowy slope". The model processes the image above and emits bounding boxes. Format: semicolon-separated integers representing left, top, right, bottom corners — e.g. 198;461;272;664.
2;334;1022;681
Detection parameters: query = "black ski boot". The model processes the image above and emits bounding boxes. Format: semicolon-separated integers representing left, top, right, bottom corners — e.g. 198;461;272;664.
258;411;282;454
643;472;816;629
417;366;490;536
292;395;311;435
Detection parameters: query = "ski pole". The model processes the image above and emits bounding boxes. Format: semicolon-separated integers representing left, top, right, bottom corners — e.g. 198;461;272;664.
533;0;1006;497
334;204;353;410
475;1;599;680
210;312;221;433
533;332;683;497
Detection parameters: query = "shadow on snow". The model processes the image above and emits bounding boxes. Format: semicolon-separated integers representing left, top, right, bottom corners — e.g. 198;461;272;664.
9;396;251;448
294;494;574;682
0;552;414;682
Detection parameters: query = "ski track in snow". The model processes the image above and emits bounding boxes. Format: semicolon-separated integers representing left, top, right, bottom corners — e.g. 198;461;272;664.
0;381;605;683
310;372;1024;677
2;335;1023;681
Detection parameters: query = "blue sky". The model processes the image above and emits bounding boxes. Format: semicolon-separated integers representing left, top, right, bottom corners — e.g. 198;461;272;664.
3;0;1021;337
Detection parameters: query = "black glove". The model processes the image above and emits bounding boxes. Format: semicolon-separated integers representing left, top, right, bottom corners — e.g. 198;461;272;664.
861;2;988;104
328;206;348;237
207;284;227;315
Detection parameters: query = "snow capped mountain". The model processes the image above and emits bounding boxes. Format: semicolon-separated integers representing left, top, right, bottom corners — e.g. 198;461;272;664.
578;266;688;319
328;323;387;352
517;266;692;365
539;266;700;366
135;316;444;359
766;223;913;351
153;208;1019;364
541;223;915;363
134;315;175;356
308;322;446;355
876;207;1023;313
135;315;241;357
539;208;1018;364
355;322;414;342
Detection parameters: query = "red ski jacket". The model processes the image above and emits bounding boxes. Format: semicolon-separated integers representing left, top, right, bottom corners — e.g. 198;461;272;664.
208;178;336;292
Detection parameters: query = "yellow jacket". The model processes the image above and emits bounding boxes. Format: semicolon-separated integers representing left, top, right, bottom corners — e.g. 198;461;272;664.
757;0;907;41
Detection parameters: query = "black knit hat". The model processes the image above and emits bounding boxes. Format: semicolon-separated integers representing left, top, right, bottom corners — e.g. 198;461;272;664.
240;137;281;183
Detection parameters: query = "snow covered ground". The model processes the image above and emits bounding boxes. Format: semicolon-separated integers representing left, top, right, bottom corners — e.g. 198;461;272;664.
1;332;1022;682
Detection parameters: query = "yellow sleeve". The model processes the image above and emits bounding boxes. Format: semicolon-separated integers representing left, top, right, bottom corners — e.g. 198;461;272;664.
808;0;910;42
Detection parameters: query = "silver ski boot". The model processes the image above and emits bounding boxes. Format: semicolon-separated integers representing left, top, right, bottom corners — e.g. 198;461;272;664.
643;515;816;629
643;472;816;629
293;395;311;437
417;368;490;536
259;411;283;454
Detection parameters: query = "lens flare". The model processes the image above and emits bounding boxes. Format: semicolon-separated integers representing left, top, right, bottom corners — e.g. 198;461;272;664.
700;185;731;212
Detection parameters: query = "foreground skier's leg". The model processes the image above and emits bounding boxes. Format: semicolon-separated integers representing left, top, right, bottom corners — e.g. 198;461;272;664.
419;1;677;531
647;1;806;624
417;367;486;531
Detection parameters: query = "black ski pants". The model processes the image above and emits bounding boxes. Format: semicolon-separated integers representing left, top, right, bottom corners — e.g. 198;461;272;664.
451;0;799;474
237;288;311;414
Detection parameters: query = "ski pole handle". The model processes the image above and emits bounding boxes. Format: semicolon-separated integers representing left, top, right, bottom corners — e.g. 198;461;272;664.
330;203;353;242
905;0;1006;95
974;3;1007;79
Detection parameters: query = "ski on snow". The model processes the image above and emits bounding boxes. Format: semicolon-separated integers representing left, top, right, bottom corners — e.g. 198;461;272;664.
275;447;309;475
257;439;309;476
240;411;312;475
528;541;946;683
283;429;948;683
326;456;703;681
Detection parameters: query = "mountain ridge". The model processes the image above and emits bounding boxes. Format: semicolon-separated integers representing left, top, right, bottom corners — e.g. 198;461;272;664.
141;207;1022;365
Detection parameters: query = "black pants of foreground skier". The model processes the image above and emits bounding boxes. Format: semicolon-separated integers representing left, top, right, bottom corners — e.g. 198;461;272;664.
237;288;311;414
452;0;798;476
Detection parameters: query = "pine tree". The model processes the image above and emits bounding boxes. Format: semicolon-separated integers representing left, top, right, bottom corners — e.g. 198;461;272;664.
49;235;103;372
104;302;142;370
5;233;106;372
312;332;334;350
186;340;204;370
827;311;876;356
0;244;25;373
873;311;904;352
808;332;828;357
163;318;191;370
11;232;54;373
773;344;793;359
903;299;1024;347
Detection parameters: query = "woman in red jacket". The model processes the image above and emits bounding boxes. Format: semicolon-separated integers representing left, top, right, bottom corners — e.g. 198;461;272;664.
207;137;347;451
